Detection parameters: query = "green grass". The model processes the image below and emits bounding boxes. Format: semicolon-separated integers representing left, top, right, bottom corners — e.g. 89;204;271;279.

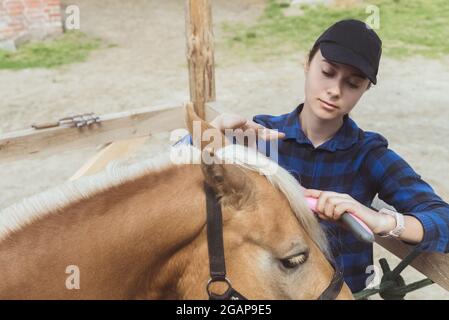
221;0;449;61
0;31;103;69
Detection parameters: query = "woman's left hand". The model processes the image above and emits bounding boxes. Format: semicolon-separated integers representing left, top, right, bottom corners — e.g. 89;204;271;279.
304;188;396;235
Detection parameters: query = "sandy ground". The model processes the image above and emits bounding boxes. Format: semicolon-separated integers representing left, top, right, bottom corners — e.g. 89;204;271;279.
1;0;448;299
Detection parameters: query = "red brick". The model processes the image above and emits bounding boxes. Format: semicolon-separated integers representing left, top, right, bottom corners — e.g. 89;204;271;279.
9;20;24;26
5;1;24;12
2;0;63;42
7;8;25;17
5;2;24;17
12;26;25;32
24;0;43;9
0;27;15;34
7;20;24;30
24;7;41;14
25;12;45;19
7;12;22;18
46;7;60;14
45;0;61;6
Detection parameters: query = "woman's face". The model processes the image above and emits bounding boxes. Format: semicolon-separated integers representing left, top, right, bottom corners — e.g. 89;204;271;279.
304;48;371;121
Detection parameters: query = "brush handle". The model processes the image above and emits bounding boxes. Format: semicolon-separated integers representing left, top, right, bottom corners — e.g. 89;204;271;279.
305;197;375;243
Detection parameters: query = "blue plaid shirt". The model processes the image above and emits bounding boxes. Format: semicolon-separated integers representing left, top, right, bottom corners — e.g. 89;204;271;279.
177;103;449;293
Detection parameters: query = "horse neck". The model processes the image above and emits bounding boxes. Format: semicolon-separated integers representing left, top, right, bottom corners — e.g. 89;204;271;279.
120;164;208;298
0;164;207;299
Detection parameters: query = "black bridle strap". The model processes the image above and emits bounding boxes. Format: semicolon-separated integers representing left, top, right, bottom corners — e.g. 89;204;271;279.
318;267;345;300
204;183;227;281
204;182;247;300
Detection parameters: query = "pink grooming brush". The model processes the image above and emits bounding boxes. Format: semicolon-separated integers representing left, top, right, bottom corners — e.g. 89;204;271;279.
305;197;375;243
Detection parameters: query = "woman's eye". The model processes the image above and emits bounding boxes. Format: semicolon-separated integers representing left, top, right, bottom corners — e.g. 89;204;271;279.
321;70;333;77
347;82;360;89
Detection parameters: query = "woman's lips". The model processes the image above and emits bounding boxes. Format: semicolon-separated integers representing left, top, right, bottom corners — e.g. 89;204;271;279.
318;99;339;110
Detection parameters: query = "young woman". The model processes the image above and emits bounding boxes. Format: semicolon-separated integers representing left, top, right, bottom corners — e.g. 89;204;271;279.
179;19;449;293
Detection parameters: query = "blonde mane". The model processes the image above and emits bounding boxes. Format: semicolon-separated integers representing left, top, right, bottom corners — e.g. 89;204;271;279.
0;144;329;256
213;144;329;257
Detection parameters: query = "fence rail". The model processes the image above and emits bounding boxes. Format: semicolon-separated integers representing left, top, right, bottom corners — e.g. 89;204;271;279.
0;104;184;163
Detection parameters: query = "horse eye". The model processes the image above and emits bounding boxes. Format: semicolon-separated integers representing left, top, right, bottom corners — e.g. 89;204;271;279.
280;252;309;269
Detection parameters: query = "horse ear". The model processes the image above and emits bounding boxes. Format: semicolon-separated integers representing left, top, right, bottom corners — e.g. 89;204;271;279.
185;103;251;207
184;102;229;152
201;151;254;209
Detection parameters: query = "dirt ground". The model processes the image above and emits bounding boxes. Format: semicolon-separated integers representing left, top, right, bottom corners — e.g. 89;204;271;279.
1;0;448;299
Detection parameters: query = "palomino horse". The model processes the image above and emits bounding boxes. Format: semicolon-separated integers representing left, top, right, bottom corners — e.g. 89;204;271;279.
0;105;353;299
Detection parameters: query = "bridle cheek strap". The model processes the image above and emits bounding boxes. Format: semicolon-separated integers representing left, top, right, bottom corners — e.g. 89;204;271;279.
318;268;345;300
204;182;247;300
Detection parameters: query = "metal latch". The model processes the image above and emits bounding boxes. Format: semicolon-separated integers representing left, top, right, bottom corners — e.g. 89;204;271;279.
31;113;101;129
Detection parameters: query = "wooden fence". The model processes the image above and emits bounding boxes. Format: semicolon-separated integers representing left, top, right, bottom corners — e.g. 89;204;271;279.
1;0;448;295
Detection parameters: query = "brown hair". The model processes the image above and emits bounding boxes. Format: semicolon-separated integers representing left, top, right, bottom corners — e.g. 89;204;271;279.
308;43;320;65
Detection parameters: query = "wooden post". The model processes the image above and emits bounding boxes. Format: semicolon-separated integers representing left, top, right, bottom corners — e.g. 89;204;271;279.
185;0;216;120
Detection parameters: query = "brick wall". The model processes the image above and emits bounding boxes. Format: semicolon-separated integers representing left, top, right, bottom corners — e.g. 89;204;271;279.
0;0;63;50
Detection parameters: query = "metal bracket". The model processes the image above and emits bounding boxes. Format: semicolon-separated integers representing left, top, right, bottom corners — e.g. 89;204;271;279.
354;249;434;300
32;113;101;130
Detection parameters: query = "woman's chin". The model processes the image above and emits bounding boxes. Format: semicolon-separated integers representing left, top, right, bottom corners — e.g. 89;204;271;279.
313;108;340;121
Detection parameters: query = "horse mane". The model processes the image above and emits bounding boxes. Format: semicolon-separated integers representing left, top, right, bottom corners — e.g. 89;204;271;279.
0;144;329;257
0;146;177;242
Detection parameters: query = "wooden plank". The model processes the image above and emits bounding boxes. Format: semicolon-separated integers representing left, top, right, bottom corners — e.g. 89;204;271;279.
0;104;184;163
69;137;148;180
185;0;216;119
71;103;222;181
375;236;449;291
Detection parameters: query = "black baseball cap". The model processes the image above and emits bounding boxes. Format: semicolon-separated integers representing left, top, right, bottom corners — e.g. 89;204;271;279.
314;19;382;84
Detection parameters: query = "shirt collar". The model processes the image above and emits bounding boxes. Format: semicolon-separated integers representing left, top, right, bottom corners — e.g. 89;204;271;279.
281;103;360;152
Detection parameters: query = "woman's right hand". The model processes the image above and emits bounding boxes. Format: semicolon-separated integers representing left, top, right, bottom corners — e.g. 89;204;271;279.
210;113;285;141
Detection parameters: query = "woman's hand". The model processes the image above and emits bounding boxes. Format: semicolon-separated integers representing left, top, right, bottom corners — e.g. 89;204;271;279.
304;189;396;235
210;114;285;141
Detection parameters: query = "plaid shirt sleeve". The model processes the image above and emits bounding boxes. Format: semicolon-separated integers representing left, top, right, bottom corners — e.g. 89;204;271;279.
172;134;193;146
364;141;449;252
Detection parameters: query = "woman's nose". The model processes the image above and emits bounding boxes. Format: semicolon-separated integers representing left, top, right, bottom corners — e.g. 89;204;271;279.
326;82;342;98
